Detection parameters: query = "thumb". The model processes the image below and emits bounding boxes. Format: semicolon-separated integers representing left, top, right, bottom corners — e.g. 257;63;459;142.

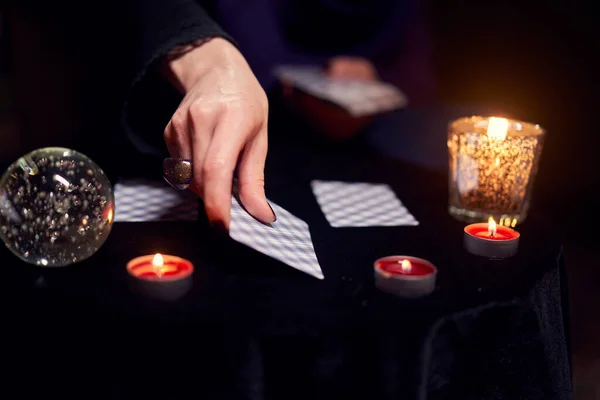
236;128;276;224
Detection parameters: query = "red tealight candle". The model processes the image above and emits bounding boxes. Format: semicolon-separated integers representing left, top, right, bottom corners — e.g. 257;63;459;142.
374;256;437;298
126;254;194;301
464;218;520;259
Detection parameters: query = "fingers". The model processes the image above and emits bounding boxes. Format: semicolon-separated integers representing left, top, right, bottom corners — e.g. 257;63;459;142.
164;108;192;160
164;100;216;194
166;99;271;231
201;115;249;230
165;87;272;231
237;122;276;224
188;103;217;197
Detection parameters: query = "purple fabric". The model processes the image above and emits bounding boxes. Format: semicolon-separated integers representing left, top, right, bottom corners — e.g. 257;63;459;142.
207;0;435;105
209;0;328;90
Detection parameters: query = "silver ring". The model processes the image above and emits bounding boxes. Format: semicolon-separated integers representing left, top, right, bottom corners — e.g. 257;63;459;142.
163;158;193;190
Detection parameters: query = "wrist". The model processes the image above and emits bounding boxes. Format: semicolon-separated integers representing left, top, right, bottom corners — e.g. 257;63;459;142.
161;37;238;94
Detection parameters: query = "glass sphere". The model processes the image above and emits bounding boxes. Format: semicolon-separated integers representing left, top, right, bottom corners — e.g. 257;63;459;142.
0;147;114;266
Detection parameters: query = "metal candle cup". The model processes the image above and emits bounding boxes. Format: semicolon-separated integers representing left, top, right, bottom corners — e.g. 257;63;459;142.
464;218;520;259
374;255;437;298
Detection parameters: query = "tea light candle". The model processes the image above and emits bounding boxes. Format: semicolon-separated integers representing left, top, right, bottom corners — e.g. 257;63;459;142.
464;217;520;259
374;255;437;298
126;253;194;301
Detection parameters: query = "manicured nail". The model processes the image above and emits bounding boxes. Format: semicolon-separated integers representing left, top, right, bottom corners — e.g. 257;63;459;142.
268;203;277;223
211;221;228;236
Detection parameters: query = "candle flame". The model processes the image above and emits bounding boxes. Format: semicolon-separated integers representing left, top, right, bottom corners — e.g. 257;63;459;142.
487;117;508;140
152;253;164;267
152;253;165;277
401;259;412;273
488;217;497;237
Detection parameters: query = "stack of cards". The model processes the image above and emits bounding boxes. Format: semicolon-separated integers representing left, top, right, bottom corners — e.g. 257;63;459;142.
274;65;408;117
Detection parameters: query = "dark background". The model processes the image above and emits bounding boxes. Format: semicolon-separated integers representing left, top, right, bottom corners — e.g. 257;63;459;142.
0;0;598;397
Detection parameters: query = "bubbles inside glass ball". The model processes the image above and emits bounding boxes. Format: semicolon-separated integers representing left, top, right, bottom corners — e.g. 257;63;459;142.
0;147;114;266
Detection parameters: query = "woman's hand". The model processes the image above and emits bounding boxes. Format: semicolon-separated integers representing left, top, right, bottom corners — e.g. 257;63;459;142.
162;38;275;230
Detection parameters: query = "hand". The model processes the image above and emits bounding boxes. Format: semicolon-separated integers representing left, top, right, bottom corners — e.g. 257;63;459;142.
280;55;378;141
326;56;379;82
161;38;275;230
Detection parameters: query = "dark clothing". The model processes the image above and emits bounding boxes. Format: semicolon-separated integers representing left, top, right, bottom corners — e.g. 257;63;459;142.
4;0;233;164
119;0;235;156
122;0;435;155
203;0;435;103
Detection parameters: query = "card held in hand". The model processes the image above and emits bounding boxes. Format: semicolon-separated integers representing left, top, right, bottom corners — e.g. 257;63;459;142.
311;180;419;228
229;196;324;280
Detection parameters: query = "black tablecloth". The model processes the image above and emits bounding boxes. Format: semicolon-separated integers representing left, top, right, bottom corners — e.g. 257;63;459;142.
0;108;570;400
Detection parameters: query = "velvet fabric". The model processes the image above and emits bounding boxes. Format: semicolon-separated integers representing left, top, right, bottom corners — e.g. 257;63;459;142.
0;105;570;399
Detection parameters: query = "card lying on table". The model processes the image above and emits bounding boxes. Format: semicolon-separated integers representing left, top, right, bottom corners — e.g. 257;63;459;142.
273;65;408;117
229;195;324;280
114;179;198;222
311;180;419;227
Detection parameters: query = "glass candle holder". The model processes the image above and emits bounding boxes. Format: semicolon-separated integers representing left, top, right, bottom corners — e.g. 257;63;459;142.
447;116;545;225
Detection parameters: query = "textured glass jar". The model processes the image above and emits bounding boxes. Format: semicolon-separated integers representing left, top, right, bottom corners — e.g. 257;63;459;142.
447;116;545;225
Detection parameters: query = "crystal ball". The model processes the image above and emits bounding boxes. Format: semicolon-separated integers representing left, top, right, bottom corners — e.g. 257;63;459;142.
0;147;114;266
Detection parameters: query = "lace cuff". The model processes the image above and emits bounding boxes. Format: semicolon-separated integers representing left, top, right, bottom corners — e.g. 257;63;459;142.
164;36;218;61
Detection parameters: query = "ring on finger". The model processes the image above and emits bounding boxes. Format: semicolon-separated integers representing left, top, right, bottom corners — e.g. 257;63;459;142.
163;158;193;190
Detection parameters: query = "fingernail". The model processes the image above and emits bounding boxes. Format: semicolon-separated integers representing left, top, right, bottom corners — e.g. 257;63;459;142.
268;203;277;223
211;221;228;236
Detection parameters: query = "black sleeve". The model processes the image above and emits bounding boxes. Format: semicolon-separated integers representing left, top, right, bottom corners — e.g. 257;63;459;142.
120;0;235;156
6;0;233;157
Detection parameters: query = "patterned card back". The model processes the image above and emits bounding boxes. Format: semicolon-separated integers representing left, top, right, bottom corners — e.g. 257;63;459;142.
229;195;324;280
114;179;198;222
311;180;418;227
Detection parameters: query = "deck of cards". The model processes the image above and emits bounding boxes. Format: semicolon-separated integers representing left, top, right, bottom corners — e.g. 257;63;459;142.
274;65;408;117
